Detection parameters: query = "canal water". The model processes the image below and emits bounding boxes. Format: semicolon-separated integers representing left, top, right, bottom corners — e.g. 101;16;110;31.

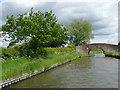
7;53;118;88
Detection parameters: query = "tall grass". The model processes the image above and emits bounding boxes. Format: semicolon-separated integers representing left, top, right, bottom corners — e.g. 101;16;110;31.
2;52;84;81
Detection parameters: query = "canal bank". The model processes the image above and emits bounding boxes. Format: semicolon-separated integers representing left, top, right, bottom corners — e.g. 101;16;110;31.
105;53;120;59
5;53;118;88
1;52;89;89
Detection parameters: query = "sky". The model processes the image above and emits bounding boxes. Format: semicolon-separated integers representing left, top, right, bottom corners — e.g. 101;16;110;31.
0;0;119;47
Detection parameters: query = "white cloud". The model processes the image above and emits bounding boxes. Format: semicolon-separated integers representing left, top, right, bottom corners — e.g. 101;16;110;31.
2;0;119;2
1;0;119;47
54;2;118;45
90;32;118;45
15;0;38;7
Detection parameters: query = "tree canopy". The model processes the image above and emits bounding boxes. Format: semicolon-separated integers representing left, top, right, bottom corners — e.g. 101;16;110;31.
2;8;68;47
66;19;94;46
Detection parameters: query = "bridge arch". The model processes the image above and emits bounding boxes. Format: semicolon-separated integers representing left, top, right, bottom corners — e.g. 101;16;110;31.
88;48;105;55
76;43;119;54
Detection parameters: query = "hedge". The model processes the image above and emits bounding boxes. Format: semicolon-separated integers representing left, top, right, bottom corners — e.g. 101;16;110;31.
1;47;74;59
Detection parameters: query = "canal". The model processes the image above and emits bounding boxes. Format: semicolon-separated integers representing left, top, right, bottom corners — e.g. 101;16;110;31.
7;53;118;88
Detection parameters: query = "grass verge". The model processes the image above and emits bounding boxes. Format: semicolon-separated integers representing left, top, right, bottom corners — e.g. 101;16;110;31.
105;52;120;59
2;52;88;81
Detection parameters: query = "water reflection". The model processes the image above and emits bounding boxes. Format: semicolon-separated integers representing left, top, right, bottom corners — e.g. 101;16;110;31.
93;53;105;57
7;53;118;88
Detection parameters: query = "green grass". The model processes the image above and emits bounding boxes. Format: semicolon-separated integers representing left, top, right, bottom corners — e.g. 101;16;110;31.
89;49;103;55
105;52;120;59
1;52;88;81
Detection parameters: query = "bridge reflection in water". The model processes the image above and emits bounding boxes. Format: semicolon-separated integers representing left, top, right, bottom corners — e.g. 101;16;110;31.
7;53;118;88
93;53;105;57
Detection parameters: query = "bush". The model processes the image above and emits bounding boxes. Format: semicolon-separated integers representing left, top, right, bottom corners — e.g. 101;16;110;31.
44;48;73;55
14;43;73;58
14;41;46;58
12;37;74;58
2;47;20;59
66;44;76;49
2;43;74;59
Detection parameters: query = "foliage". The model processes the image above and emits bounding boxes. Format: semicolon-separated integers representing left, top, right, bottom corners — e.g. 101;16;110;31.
44;48;73;55
66;18;94;46
14;43;73;58
1;46;73;58
0;26;1;31
14;38;47;58
2;8;68;48
118;42;120;45
89;49;103;55
105;52;120;59
66;44;76;49
2;47;20;59
2;52;82;81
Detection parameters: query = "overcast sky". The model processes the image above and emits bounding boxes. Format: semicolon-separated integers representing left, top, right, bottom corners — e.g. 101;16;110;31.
0;0;119;47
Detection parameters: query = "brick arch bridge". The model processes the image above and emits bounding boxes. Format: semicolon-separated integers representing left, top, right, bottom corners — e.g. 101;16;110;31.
76;43;120;55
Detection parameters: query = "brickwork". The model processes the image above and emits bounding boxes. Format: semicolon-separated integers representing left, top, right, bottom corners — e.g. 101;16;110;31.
76;43;119;54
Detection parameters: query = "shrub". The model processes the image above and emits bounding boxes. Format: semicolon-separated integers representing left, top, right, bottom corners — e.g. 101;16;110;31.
66;44;76;49
14;41;46;58
2;47;20;59
44;48;73;55
105;52;120;59
2;43;74;59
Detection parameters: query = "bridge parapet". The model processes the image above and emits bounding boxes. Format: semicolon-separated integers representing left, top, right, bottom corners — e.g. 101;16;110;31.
76;43;119;54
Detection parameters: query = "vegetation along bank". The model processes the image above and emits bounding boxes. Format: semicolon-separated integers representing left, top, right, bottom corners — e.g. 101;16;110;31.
105;52;120;59
0;7;93;88
0;46;89;88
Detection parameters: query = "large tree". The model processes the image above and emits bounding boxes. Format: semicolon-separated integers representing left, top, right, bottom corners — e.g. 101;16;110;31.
66;19;94;46
2;8;68;47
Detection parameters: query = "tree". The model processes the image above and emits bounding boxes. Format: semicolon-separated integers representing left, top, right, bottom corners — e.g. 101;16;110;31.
118;42;120;45
0;26;1;31
2;8;68;48
66;19;94;46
